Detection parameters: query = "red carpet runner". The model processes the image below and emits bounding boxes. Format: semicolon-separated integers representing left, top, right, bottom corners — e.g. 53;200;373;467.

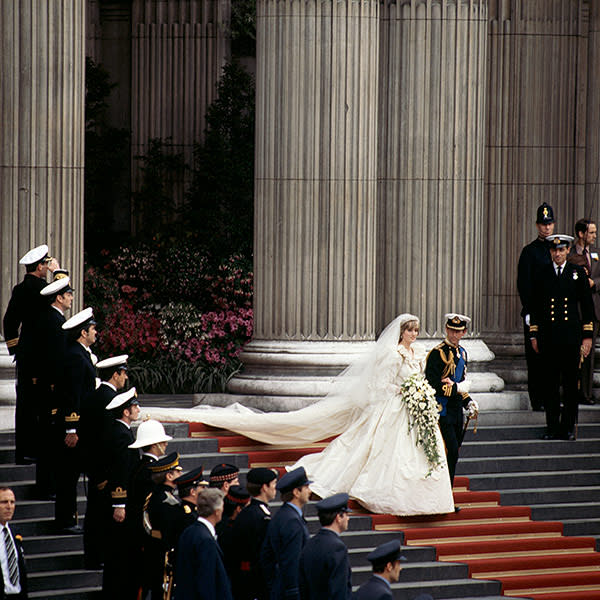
189;423;600;600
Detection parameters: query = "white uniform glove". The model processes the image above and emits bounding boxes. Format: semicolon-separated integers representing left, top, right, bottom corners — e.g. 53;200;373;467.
466;399;479;418
457;380;471;394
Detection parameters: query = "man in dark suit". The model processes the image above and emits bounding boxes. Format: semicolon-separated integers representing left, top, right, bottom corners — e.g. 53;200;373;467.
229;467;278;600
529;234;594;440
299;493;352;600
0;487;27;599
35;276;73;499
261;467;311;600
101;387;143;597
80;355;129;568
568;218;600;405
517;203;556;411
175;488;233;600
54;308;98;533
425;314;478;487
353;540;405;600
3;244;58;464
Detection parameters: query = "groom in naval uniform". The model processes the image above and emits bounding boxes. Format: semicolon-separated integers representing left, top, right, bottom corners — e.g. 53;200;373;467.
529;234;594;440
425;314;478;487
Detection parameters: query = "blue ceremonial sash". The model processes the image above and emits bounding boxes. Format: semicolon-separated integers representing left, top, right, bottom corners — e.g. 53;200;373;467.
437;347;466;416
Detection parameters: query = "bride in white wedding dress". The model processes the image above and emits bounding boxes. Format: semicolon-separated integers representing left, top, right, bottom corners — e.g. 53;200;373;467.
146;314;455;515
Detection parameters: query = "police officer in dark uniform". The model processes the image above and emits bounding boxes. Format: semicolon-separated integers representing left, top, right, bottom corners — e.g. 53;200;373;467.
229;467;278;600
81;355;129;569
36;276;73;499
529;234;594;440
143;452;183;599
3;244;57;464
353;540;406;600
55;307;98;533
174;465;208;536
425;314;478;488
101;387;142;597
261;467;311;600
299;493;352;600
517;203;556;411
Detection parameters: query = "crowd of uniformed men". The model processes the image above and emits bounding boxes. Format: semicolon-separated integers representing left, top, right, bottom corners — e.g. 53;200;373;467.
2;244;421;599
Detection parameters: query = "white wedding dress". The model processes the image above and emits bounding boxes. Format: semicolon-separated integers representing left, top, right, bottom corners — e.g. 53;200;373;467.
146;315;455;515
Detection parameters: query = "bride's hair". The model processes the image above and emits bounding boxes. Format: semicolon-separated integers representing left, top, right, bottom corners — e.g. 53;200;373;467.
399;319;419;341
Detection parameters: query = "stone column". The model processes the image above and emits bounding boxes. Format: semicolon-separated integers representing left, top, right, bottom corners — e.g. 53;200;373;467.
0;1;86;325
228;0;380;402
377;0;488;337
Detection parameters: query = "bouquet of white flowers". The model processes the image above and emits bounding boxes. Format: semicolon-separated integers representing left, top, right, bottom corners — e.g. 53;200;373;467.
398;373;443;476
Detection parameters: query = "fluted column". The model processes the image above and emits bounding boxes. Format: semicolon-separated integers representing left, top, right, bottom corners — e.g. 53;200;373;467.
377;0;488;336
0;1;86;324
229;0;380;401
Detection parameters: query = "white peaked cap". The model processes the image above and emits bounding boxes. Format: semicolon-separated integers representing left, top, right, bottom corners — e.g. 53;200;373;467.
96;355;129;370
40;276;71;296
128;419;172;448
106;387;138;411
19;244;49;265
62;307;95;331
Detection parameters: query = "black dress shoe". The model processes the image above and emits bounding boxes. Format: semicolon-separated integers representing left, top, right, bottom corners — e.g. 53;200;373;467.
532;406;545;412
542;433;556;440
564;432;577;441
58;525;83;535
454;505;461;513
580;398;596;405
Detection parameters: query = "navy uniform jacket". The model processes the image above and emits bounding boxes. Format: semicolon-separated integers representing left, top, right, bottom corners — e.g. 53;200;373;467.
105;420;139;507
299;528;352;600
0;526;28;600
127;455;157;547
230;498;272;599
175;520;233;600
517;237;552;317
529;262;594;349
425;341;471;425
80;383;116;480
57;342;96;435
36;306;67;388
3;274;47;364
352;575;391;600
261;503;310;600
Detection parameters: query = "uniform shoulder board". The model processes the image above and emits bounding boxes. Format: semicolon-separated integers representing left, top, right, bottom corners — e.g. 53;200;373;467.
163;491;180;506
260;504;271;517
184;505;192;514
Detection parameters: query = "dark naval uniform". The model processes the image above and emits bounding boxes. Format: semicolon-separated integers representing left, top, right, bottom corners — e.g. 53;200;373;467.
299;528;352;600
55;340;96;529
529;260;594;438
425;341;472;485
176;519;233;600
261;503;310;600
230;498;272;600
518;236;553;410
352;575;392;600
80;382;117;568
3;273;48;463
35;305;67;496
102;419;141;598
144;484;183;598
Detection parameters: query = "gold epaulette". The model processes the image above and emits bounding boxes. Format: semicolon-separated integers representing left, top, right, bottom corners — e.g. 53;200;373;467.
111;487;127;500
583;323;594;331
5;338;18;349
65;412;80;423
184;505;192;514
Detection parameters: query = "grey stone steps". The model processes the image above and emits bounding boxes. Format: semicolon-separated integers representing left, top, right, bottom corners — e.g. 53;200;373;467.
27;550;85;572
500;485;600;505
458;453;599;474
30;587;101;599
530;502;600;521
348;544;435;566
461;438;600;457
562;518;600;537
467;468;600;490
28;569;102;593
22;534;83;554
352;561;469;585
384;576;501;600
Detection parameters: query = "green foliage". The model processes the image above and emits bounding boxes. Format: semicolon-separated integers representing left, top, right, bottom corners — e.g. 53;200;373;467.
185;61;255;259
84;58;130;254
231;0;256;57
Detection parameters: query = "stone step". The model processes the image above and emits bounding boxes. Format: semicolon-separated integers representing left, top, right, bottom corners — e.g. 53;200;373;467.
467;469;600;490
500;485;600;505
27;550;85;572
458;453;599;475
530;502;600;521
30;587;101;599
461;438;600;457
22;534;83;555
28;569;102;593
351;560;469;586
386;576;502;600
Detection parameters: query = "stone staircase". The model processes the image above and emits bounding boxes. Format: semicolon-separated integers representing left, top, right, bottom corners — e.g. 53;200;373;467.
1;407;599;598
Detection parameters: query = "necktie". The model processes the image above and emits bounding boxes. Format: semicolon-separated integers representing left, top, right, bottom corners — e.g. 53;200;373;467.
557;266;562;277
584;249;591;269
3;527;18;586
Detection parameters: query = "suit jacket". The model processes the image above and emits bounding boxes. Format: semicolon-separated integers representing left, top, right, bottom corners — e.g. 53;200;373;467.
0;526;28;600
568;245;600;320
529;262;594;350
56;341;96;434
229;498;272;599
80;383;117;479
352;575;391;600
2;274;47;364
517;237;553;317
175;520;233;600
36;306;66;387
299;528;352;600
425;341;471;425
261;503;310;600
